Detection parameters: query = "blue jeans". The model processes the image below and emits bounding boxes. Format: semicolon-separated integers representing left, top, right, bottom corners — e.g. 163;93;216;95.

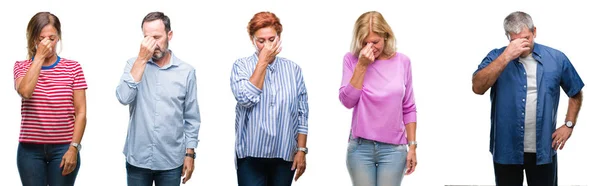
346;138;407;186
17;142;81;186
236;157;295;186
126;162;183;186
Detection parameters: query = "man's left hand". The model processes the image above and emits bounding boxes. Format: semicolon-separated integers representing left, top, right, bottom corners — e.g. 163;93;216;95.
552;125;573;150
181;156;194;184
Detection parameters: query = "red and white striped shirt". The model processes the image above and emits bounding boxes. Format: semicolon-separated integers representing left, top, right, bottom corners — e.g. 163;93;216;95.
13;57;87;144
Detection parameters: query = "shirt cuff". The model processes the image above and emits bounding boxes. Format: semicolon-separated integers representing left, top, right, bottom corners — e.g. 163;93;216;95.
186;140;198;149
298;125;308;135
403;111;417;125
244;81;262;95
123;73;140;89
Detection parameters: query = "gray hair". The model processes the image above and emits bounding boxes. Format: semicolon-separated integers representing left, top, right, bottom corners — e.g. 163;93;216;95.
503;11;534;40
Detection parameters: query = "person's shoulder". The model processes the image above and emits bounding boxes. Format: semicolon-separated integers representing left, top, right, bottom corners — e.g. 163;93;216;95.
14;59;31;65
535;43;566;56
344;52;358;62
59;57;85;70
276;56;305;71
60;57;80;65
233;54;257;65
393;52;410;61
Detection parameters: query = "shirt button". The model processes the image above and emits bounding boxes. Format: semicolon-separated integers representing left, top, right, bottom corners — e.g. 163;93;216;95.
524;72;526;75
523;85;526;88
522;112;525;115
522;99;525;102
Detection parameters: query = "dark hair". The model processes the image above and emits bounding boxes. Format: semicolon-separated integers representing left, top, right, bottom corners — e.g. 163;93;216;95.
141;11;171;33
247;12;282;38
26;12;61;59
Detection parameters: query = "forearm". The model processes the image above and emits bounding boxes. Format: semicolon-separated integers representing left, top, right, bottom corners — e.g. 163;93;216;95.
349;65;368;89
129;58;148;82
405;122;416;151
472;56;510;94
297;134;307;148
17;59;44;98
565;91;583;125
249;63;268;90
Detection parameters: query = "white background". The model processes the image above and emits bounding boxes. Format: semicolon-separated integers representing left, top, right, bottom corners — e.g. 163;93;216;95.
1;0;598;185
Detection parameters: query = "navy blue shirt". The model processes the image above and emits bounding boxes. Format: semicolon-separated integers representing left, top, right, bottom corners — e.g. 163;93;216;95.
474;43;584;165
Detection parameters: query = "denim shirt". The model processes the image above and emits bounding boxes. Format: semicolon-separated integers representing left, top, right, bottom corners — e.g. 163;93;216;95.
474;43;584;165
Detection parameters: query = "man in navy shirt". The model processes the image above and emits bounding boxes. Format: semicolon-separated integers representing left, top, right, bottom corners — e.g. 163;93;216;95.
472;11;584;186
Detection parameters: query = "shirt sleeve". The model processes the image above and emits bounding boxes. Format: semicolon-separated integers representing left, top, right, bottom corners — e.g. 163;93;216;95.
339;54;363;108
116;58;140;105
13;61;26;89
559;53;585;97
230;59;262;108
473;48;502;76
402;56;417;124
72;62;88;90
184;69;201;148
296;66;309;135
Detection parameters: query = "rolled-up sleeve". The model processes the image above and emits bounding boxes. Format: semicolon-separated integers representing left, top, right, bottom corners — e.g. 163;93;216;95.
230;60;262;107
296;67;309;135
116;59;140;105
559;53;585;97
402;57;417;124
184;69;201;148
339;54;362;108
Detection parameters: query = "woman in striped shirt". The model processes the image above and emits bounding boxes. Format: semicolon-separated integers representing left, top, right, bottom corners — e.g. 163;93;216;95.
339;11;418;186
13;12;88;186
230;11;309;186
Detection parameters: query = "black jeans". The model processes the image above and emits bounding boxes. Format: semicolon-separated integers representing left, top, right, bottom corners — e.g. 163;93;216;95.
237;157;295;186
494;153;557;186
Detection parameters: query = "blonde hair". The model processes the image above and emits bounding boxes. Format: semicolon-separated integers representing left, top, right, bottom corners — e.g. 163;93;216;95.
350;11;396;58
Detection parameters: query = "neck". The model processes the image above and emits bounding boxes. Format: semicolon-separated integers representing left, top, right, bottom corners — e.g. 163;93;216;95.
42;55;58;66
154;51;171;67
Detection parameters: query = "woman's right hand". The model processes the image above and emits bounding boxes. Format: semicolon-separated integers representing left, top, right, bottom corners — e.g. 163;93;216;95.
358;43;375;66
34;38;55;60
258;37;282;65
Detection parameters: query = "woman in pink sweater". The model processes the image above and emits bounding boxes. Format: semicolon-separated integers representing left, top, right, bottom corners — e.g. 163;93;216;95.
339;11;418;186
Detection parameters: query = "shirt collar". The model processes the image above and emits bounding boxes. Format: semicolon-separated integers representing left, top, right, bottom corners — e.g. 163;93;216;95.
531;42;543;63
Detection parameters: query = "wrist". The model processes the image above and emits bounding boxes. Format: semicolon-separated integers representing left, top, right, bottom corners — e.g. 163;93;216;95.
409;145;417;151
500;53;513;64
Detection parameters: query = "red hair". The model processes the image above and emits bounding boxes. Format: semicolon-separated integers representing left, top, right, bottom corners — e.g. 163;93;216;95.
247;12;282;38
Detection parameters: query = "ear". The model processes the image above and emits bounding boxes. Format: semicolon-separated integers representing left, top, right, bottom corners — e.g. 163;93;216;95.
532;27;537;39
167;30;173;41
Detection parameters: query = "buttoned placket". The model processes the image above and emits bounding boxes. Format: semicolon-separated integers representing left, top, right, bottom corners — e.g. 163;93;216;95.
150;64;160;168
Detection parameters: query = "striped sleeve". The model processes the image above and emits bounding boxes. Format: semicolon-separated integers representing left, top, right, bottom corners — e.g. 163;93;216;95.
13;61;26;80
72;62;88;90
